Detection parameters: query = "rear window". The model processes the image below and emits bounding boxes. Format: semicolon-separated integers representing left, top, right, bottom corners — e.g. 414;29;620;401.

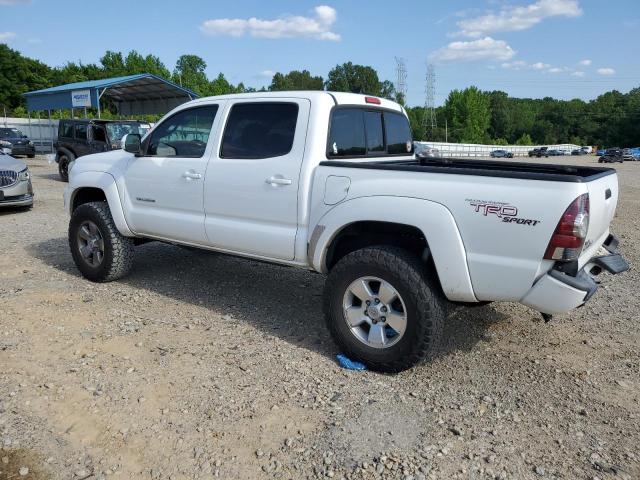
59;122;74;139
220;102;298;159
384;112;413;155
328;108;413;158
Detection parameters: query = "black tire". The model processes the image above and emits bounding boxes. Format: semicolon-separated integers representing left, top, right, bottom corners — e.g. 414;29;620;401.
69;201;134;282
57;151;74;182
323;246;446;373
27;154;35;159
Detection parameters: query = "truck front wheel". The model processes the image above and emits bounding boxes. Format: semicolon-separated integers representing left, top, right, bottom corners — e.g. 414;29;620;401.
69;201;134;282
323;246;446;373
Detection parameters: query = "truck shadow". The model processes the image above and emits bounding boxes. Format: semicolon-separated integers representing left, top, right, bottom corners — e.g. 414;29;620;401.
28;238;508;365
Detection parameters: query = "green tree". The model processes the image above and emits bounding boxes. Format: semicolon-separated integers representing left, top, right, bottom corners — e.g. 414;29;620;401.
123;51;170;79
487;91;512;141
269;70;324;91
515;133;533;145
100;51;126;77
380;80;397;102
444;87;491;143
325;62;382;96
208;73;238;96
173;54;209;95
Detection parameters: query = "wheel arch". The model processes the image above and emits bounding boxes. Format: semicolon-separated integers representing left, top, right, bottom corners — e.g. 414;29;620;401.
56;146;75;163
66;171;135;237
310;196;477;303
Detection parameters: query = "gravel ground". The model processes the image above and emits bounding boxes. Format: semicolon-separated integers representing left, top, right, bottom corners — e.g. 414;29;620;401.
0;155;638;480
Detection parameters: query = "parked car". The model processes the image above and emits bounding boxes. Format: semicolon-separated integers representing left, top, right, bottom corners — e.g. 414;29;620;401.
528;147;548;158
599;148;624;163
63;91;628;372
571;149;584;156
490;149;514;158
580;146;593;154
0;127;36;158
0;150;34;208
546;149;563;156
1;140;12;154
414;144;440;159
54;119;151;181
596;149;606;156
622;148;636;161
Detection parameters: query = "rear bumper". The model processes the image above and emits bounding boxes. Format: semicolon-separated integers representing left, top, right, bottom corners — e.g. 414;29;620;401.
521;234;629;315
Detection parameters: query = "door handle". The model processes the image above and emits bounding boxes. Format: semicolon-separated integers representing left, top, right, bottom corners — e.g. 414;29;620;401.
182;171;202;180
266;176;292;186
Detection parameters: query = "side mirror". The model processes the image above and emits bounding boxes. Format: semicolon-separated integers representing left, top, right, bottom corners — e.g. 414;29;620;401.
123;133;142;154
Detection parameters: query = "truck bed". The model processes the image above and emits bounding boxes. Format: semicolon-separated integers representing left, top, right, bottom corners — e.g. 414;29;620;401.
319;157;615;183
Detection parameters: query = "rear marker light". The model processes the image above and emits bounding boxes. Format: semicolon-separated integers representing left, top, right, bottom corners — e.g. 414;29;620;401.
365;96;381;105
544;193;590;261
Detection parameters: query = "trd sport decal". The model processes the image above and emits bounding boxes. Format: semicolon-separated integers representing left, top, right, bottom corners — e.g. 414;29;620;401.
466;199;541;226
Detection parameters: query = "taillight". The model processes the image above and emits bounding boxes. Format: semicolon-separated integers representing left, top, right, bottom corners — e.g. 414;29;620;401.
365;96;381;105
544;194;589;261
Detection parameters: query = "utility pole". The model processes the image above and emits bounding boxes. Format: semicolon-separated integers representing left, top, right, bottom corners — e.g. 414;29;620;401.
424;63;437;140
394;57;407;104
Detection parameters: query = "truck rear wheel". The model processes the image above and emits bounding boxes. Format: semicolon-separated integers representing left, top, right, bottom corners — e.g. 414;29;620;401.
323;246;446;373
69;201;134;282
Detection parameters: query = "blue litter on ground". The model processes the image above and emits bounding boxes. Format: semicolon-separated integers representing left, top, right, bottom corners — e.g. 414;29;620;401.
336;354;367;371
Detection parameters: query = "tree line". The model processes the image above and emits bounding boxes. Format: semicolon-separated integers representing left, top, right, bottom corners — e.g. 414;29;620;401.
1;44;638;147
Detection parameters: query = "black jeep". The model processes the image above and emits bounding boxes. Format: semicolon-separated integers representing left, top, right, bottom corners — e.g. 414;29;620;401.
54;119;150;181
528;147;548;158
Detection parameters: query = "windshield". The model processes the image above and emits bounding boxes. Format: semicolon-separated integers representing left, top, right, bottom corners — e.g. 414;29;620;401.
105;123;150;145
0;128;23;138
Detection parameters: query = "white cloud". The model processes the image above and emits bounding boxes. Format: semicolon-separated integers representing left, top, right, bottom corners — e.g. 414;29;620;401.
501;60;550;71
571;71;586;77
456;0;582;37
430;37;515;63
260;70;276;78
547;67;564;74
578;59;592;66
0;31;16;42
597;67;615;75
200;5;340;41
530;62;551;70
0;0;30;5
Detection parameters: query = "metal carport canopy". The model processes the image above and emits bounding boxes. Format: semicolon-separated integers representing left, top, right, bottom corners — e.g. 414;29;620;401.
23;73;199;116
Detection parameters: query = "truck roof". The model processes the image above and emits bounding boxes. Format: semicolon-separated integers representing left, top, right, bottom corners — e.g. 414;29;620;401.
189;91;405;113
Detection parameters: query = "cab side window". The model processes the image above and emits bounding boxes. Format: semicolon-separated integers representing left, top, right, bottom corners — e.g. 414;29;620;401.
146;105;218;158
220;103;299;159
91;125;107;143
75;123;87;140
59;122;74;139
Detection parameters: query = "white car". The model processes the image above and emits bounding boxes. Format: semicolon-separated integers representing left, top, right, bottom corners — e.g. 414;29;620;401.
63;91;628;372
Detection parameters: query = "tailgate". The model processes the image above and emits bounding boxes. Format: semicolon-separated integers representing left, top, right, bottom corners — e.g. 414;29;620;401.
579;173;619;267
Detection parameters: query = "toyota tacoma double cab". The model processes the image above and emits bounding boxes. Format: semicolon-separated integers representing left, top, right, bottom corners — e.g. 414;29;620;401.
63;92;629;372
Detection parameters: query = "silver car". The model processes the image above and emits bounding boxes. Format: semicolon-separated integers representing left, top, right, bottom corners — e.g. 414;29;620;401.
0;151;34;208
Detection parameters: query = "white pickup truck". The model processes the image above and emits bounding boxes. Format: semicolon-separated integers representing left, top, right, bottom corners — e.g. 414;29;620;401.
64;91;629;372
